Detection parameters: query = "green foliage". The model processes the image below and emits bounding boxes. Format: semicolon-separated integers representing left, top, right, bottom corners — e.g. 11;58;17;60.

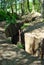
0;9;17;24
0;9;6;21
29;1;41;12
29;2;33;12
6;13;16;25
24;1;33;13
5;13;17;30
17;43;24;49
21;23;29;29
13;13;20;20
34;0;41;12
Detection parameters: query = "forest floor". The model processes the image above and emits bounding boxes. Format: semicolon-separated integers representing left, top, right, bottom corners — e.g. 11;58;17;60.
0;20;44;65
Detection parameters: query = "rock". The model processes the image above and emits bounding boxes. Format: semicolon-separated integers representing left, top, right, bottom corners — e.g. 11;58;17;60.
21;12;42;23
24;33;44;56
20;21;44;50
31;12;41;18
40;39;44;59
25;34;35;54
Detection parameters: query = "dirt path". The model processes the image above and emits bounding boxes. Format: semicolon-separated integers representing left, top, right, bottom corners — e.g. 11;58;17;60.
0;21;44;65
0;43;44;65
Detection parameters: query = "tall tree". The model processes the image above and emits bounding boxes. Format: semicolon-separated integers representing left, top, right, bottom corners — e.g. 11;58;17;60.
20;0;25;15
6;0;15;14
27;0;30;11
41;0;44;18
33;0;35;5
15;0;17;13
32;0;35;12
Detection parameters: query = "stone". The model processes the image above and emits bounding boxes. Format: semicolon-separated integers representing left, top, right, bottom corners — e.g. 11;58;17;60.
24;33;44;56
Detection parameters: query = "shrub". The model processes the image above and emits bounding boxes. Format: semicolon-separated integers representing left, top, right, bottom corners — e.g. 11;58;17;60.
0;9;6;21
6;13;16;25
17;43;24;49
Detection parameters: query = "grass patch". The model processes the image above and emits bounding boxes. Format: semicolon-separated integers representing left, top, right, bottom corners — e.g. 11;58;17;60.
17;42;24;49
21;23;30;29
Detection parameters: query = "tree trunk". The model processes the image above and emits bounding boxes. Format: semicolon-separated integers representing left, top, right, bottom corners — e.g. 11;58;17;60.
15;0;17;13
11;4;14;14
32;0;35;13
27;0;30;11
41;0;44;18
21;3;24;15
21;0;25;15
33;0;35;5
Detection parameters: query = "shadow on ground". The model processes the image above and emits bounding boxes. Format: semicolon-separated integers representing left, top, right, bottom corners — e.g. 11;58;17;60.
0;44;38;65
0;44;44;65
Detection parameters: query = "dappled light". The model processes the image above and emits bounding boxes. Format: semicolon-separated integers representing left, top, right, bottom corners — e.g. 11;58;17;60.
0;43;39;65
0;0;44;65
